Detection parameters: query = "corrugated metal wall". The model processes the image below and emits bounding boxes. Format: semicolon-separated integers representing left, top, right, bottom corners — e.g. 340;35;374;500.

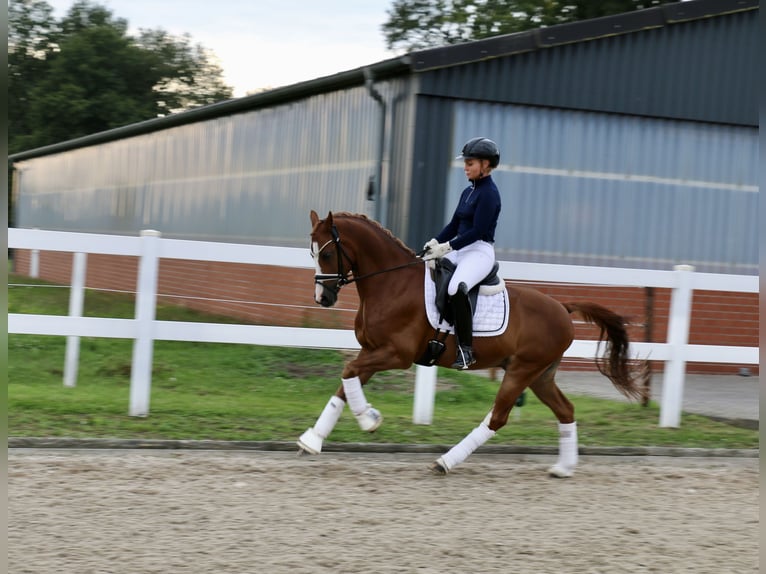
403;95;457;246
381;78;419;240
417;8;756;126
15;85;406;246
441;101;757;274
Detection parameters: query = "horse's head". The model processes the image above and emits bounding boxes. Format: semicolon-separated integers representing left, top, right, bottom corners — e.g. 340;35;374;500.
309;209;418;307
309;210;354;307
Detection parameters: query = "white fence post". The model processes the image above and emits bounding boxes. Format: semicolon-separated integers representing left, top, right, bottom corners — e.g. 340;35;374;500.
63;252;87;387
29;227;40;277
659;264;695;428
413;365;437;424
129;230;161;417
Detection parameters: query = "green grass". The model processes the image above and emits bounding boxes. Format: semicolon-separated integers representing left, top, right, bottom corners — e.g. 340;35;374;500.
8;273;759;449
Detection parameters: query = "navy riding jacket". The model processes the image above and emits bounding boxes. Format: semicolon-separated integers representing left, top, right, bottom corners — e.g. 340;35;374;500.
435;175;501;251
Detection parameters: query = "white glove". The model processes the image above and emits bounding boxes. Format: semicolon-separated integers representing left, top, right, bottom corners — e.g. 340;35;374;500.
422;241;452;261
423;238;439;252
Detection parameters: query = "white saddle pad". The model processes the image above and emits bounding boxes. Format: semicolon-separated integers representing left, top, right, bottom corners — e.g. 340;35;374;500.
423;265;510;337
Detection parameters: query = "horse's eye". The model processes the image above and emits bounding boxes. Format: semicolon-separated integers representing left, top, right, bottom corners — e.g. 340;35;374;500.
321;252;332;261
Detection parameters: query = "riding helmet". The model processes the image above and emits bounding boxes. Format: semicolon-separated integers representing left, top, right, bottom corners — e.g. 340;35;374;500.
456;137;500;168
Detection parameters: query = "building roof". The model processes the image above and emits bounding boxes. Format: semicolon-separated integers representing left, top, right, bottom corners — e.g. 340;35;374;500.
408;0;756;70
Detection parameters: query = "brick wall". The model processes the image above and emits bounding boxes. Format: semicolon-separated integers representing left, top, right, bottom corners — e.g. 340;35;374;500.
12;249;758;375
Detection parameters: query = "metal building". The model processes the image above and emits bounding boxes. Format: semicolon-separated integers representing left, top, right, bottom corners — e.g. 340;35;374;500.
10;0;758;274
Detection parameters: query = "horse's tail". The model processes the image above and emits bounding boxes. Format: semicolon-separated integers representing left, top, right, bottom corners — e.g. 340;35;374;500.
563;302;643;401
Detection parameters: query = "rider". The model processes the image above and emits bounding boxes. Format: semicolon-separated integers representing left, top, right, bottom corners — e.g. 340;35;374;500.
423;137;502;370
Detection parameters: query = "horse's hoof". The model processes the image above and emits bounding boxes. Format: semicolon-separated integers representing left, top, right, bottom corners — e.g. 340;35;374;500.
355;406;383;433
548;464;574;478
296;428;322;455
429;459;448;475
296;443;317;456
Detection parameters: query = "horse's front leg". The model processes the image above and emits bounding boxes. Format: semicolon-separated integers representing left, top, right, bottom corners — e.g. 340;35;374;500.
297;346;408;455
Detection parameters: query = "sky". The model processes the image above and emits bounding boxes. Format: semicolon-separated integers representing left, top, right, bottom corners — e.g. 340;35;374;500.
46;0;398;97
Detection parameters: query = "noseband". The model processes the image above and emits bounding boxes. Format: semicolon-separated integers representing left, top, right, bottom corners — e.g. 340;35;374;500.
312;224;424;296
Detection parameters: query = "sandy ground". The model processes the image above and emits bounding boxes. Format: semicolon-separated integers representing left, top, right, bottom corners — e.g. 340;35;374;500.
8;449;759;574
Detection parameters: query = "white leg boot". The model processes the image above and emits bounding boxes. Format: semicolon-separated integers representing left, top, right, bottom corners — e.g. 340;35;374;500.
549;421;578;478
432;412;495;474
353;405;383;432
297;396;345;454
342;376;383;432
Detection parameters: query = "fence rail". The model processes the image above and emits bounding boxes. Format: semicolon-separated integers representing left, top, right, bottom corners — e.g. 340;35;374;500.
8;228;758;428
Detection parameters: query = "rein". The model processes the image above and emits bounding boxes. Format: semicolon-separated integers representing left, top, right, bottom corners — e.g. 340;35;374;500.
313;224;424;291
347;259;424;284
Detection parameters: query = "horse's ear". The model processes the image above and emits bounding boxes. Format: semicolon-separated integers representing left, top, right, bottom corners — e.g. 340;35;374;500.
310;210;319;225
326;211;334;225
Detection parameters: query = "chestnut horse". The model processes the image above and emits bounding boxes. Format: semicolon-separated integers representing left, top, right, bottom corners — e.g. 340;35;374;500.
297;210;642;476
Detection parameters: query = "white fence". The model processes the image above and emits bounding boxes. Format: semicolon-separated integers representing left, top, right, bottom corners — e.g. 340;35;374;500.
8;228;759;428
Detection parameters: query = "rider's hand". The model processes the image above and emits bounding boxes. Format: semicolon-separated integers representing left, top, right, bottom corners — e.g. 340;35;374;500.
423;238;439;252
422;241;452;261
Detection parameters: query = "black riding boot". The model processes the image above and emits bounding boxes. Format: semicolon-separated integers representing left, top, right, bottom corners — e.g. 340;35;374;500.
450;283;476;370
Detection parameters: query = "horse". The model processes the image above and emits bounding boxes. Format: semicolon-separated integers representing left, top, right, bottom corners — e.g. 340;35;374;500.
297;210;642;476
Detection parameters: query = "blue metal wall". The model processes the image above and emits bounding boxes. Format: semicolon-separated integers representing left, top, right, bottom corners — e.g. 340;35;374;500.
445;102;757;274
415;5;757;126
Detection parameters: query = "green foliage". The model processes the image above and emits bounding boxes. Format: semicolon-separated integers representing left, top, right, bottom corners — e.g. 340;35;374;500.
27;22;159;144
7;272;759;448
8;0;59;153
382;0;676;52
136;28;232;114
8;0;233;154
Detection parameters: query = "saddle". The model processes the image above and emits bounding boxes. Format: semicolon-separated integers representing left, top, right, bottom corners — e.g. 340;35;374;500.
415;259;504;367
431;258;502;325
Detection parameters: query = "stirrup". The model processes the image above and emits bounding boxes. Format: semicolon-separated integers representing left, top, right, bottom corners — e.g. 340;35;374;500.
452;346;476;370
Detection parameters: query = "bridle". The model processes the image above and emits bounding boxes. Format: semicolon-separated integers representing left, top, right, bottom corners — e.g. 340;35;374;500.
312;225;355;292
312;224;424;296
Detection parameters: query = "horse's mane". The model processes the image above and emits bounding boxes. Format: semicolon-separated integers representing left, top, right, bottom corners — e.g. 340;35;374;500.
333;212;416;256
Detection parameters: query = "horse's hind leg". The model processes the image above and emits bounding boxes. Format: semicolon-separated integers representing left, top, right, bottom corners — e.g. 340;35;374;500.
529;369;578;478
431;361;545;475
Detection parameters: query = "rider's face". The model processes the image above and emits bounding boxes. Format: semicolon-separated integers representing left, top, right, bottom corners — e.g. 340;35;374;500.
463;158;488;180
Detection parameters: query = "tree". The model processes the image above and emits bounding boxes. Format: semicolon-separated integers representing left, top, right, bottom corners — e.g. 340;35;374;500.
27;7;160;145
135;29;232;114
8;0;234;153
8;0;60;152
383;0;675;52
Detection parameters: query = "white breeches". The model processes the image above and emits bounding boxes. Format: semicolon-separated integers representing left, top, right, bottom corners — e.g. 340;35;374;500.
443;240;495;296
